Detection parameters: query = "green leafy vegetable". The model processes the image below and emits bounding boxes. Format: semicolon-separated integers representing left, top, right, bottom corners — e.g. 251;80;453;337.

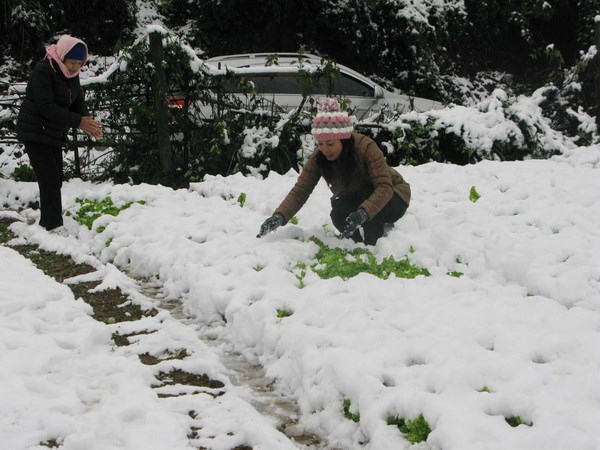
276;308;293;318
387;414;432;443
237;192;246;207
469;186;481;202
343;399;360;422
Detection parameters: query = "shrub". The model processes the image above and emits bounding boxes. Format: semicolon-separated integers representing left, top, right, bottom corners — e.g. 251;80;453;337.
358;85;582;166
11;163;35;182
81;37;328;185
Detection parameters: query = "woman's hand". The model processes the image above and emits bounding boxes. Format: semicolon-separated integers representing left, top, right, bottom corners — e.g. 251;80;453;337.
257;213;285;238
342;208;369;238
78;116;103;139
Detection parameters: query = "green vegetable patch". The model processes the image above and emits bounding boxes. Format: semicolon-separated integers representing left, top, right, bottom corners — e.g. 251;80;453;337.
296;237;430;283
66;197;145;231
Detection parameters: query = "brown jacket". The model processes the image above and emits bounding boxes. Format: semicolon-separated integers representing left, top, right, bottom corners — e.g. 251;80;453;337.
275;133;410;221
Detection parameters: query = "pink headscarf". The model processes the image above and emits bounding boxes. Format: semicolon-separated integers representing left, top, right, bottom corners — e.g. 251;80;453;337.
46;35;88;79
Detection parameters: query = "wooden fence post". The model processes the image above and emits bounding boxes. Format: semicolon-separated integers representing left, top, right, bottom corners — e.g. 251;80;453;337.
149;31;172;176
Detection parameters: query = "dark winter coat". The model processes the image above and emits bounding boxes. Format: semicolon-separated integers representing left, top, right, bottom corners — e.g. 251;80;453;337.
16;58;88;148
275;133;411;221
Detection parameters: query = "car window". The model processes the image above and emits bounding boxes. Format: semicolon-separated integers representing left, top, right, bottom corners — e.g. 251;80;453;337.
218;72;375;97
258;75;305;94
334;74;375;97
219;74;313;95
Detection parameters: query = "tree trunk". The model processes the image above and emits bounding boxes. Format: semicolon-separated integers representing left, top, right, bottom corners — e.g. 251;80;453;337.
149;31;172;176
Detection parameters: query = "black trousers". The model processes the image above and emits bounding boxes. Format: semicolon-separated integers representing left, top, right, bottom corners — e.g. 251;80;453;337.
330;185;408;245
24;142;64;231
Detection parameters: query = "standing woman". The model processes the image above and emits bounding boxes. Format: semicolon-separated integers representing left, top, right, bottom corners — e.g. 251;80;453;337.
16;34;102;232
258;97;410;245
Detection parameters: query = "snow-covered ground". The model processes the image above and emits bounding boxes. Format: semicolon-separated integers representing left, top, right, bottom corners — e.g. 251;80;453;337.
1;143;600;450
0;222;302;450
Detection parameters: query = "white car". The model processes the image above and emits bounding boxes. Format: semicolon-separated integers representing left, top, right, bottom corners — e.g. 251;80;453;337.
202;53;444;119
5;53;444;122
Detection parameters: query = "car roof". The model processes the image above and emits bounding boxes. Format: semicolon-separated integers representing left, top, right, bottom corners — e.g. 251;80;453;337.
205;52;325;68
204;53;377;88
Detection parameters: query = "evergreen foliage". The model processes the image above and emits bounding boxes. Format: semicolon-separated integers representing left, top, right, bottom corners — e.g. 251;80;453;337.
0;0;136;69
10;163;35;182
153;0;599;103
79;36;347;185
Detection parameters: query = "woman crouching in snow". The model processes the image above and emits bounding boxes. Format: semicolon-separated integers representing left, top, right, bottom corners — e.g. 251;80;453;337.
258;97;410;245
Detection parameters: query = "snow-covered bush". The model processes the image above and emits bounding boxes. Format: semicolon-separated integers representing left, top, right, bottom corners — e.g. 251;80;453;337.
356;86;596;165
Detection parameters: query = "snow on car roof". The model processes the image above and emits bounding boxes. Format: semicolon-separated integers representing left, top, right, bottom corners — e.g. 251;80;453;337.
203;53;376;86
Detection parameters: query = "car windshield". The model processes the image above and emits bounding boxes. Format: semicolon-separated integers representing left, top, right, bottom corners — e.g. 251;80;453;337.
219;73;375;97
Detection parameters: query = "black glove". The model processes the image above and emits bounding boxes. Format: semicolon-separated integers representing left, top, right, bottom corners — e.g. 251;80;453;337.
257;213;285;238
341;208;369;238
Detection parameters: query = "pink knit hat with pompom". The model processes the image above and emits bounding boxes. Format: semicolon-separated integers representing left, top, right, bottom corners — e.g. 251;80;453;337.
311;97;353;141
